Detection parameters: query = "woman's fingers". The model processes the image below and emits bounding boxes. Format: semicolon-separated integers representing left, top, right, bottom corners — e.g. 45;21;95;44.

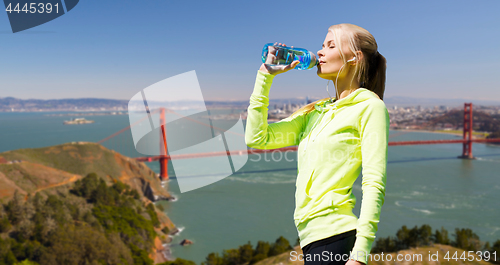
265;53;276;64
261;44;299;75
284;60;300;71
266;45;277;64
265;60;300;75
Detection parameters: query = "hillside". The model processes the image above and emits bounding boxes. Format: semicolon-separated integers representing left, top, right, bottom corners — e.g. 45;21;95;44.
255;244;494;265
427;110;500;132
0;142;178;264
0;142;174;203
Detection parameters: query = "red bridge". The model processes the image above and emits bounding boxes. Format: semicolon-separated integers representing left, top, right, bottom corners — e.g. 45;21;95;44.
97;103;500;181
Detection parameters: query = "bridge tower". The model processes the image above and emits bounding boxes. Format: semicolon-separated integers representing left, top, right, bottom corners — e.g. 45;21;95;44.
458;103;474;159
159;107;169;180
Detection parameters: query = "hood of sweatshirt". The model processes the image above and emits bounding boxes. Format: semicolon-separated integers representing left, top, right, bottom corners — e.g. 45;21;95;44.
302;88;381;152
313;88;380;113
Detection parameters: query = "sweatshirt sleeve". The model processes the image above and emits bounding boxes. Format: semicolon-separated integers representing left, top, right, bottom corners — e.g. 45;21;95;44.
351;99;389;264
245;70;307;149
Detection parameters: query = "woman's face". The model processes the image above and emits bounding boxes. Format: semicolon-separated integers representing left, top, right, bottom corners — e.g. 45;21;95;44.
316;31;354;80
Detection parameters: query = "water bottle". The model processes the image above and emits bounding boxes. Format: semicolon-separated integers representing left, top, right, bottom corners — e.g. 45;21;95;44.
261;43;318;70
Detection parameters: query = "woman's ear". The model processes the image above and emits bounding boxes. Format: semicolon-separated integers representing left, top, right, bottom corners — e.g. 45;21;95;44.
351;51;364;65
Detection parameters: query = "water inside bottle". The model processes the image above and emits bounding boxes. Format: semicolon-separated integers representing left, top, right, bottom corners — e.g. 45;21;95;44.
261;43;318;70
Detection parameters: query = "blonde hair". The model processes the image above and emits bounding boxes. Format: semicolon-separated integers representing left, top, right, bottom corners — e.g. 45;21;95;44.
289;23;386;119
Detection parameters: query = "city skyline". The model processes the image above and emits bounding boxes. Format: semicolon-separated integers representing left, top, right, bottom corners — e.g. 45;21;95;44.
2;94;500;113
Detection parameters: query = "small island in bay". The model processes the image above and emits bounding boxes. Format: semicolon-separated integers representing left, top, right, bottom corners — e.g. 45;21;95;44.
63;117;95;125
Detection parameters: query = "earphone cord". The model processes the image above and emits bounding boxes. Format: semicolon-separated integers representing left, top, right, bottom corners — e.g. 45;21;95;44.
326;80;334;103
326;60;349;103
334;61;348;102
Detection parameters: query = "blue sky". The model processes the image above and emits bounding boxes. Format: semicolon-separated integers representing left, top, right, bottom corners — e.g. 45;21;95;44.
1;0;499;101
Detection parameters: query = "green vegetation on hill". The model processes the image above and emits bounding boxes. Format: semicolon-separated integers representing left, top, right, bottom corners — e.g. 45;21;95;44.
204;224;499;265
428;110;500;133
372;224;499;260
0;173;179;265
428;111;500;145
0;142;172;205
157;258;197;265
487;130;500;144
0;143;158;183
201;236;293;265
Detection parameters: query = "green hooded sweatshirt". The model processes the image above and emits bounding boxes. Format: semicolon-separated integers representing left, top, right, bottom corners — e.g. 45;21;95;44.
245;70;389;264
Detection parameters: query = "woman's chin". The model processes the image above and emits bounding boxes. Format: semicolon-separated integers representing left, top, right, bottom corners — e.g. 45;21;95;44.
316;68;323;77
316;67;336;80
316;71;331;80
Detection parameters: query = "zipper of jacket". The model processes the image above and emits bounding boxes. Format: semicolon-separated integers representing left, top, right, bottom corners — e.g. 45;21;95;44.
302;99;343;152
311;105;338;142
303;109;327;152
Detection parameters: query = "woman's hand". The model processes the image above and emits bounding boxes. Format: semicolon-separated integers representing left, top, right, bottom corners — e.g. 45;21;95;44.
345;259;366;265
259;42;300;75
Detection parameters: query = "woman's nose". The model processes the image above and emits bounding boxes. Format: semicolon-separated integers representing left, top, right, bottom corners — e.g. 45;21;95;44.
317;49;324;57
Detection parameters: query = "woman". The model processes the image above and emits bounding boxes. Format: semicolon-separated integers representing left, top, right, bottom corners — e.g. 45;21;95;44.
245;23;389;265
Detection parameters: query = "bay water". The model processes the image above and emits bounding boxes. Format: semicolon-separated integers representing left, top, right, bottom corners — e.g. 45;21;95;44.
0;110;499;264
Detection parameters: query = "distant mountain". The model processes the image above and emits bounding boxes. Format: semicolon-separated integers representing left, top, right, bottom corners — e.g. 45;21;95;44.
0;97;128;111
210;96;500;108
383;96;500;108
2;95;499;112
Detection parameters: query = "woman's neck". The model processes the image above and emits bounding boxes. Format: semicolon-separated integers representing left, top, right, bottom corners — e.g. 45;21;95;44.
328;63;360;100
334;78;360;100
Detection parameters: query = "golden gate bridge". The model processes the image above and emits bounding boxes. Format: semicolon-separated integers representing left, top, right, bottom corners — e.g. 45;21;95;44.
96;103;500;181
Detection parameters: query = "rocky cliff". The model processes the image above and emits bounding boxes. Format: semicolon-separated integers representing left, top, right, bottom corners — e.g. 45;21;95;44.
0;142;177;263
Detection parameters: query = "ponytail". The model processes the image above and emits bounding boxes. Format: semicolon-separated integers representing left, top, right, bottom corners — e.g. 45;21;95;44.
363;51;387;100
